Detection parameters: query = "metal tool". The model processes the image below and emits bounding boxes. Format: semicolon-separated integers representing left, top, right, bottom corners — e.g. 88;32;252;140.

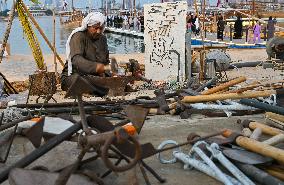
205;142;255;185
235;163;284;185
157;140;241;185
223;148;273;165
222;129;284;164
22;116;45;148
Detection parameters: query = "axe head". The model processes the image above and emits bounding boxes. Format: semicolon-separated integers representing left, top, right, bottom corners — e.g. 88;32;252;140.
124;105;149;134
23;117;45;148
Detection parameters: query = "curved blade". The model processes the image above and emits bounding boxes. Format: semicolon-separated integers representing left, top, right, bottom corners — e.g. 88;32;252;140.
23;117;45;148
124;105;149;133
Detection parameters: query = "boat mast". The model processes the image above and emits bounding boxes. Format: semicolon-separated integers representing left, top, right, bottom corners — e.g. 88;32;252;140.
105;0;108;15
133;0;136;16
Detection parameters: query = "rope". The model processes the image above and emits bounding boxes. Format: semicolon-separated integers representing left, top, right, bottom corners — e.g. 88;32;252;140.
16;0;45;70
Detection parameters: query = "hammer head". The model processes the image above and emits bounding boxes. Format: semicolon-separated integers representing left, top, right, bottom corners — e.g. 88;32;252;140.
154;89;170;114
110;57;119;75
240;119;253;128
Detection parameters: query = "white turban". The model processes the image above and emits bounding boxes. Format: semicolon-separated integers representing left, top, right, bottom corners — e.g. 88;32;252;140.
66;12;106;76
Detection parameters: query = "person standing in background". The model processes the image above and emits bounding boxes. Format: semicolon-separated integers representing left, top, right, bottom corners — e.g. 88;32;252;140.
267;16;276;40
253;21;261;44
234;16;243;39
217;15;225;40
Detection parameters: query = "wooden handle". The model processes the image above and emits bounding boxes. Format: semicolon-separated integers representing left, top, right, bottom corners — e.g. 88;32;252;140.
265;112;284;124
236;136;284;163
201;76;246;95
249;121;284;136
148;108;158;115
182;90;275;103
265;166;284;181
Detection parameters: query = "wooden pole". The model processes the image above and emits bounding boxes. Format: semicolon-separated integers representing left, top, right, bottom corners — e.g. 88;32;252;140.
21;3;64;67
265;166;284;181
52;9;57;77
265;112;284;124
105;0;108;16
181;90;275;103
252;0;255;18
0;0;16;63
201;76;247;95
133;0;136;17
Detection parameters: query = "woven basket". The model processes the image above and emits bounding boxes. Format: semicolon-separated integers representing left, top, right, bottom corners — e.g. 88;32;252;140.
29;72;56;96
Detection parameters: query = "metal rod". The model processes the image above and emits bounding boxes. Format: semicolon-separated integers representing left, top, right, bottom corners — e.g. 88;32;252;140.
77;95;92;135
240;99;284;115
0;72;18;94
13;100;132;109
196;77;218;92
52;9;57;76
155;130;224;154
235;162;283;185
0;123;81;183
0;112;4;126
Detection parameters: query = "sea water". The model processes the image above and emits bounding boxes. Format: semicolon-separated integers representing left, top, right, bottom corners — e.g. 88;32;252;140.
0;16;144;55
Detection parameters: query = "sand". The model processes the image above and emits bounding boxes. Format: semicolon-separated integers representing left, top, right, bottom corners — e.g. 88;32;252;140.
0;48;270;82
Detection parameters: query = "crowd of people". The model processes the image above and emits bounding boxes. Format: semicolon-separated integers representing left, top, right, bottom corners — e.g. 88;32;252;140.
106;15;145;32
186;13;200;36
216;15;277;44
186;12;277;44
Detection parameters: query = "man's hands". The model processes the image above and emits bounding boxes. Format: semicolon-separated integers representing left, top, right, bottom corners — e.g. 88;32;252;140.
96;63;106;74
96;58;118;76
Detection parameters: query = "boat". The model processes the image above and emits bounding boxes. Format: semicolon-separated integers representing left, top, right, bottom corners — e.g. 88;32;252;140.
26;4;48;16
58;0;84;28
59;10;84;28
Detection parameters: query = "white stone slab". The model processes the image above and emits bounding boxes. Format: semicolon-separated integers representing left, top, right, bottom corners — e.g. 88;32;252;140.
18;117;74;135
144;2;187;82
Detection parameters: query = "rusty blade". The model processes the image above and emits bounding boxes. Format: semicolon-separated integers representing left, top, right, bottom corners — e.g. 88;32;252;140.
87;115;114;132
0;125;17;162
65;75;109;98
223;148;273;165
87;76;136;96
124;105;149;133
23;117;45;148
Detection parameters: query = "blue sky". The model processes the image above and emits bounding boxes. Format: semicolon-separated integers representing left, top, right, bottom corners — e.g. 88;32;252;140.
6;0;160;9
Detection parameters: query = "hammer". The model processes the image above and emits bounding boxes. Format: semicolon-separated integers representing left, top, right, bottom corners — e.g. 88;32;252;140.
222;129;284;164
242;120;284;146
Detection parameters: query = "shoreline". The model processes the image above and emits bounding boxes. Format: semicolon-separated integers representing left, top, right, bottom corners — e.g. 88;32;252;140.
0;48;270;83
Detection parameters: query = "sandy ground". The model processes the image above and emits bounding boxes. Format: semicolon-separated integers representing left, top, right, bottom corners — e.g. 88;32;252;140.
0;48;270;82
